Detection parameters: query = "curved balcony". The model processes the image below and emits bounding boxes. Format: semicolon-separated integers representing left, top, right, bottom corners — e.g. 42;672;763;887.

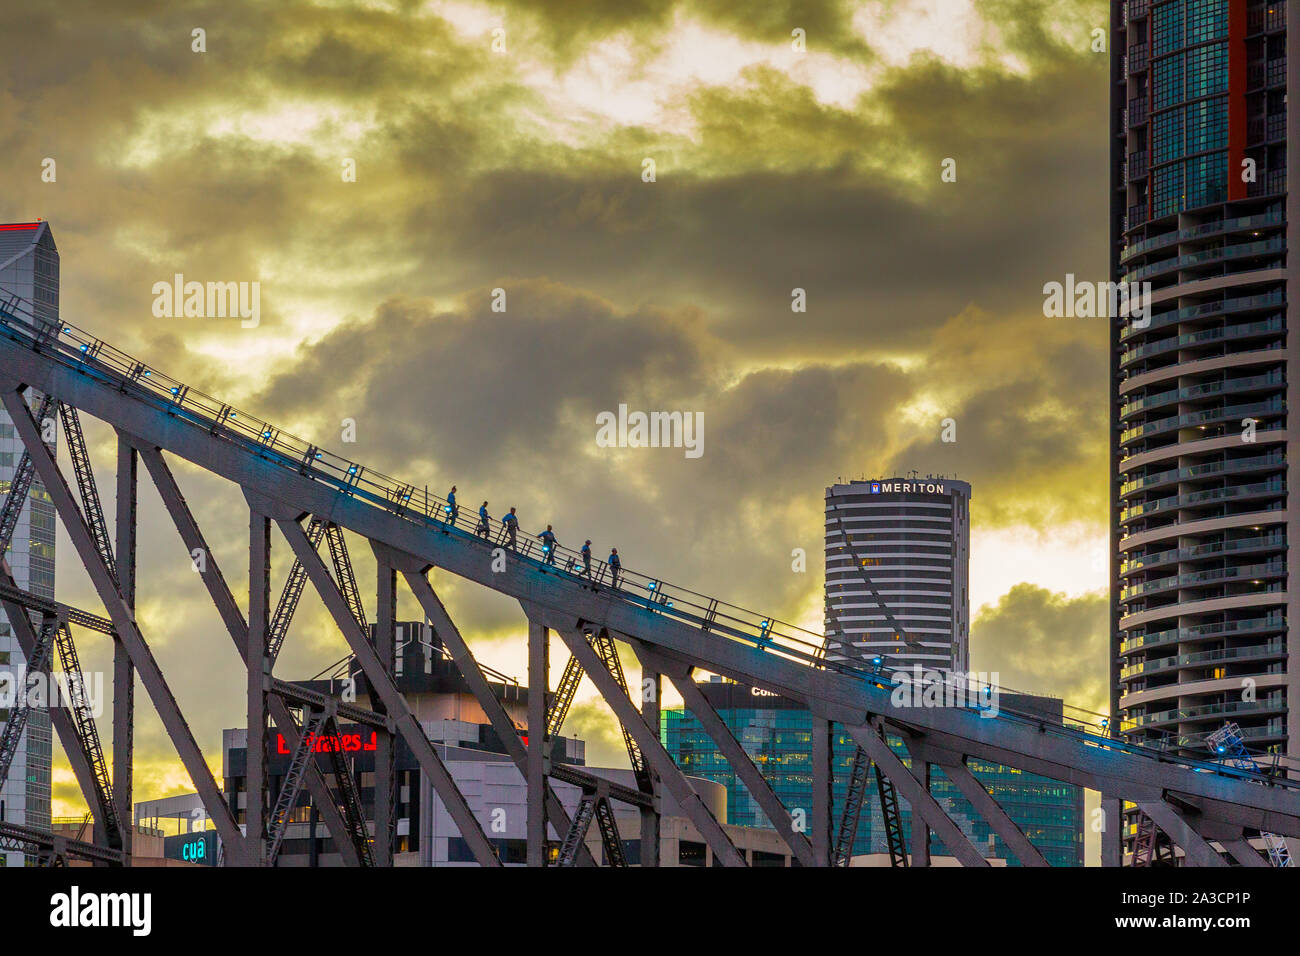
1119;639;1285;681
1119;612;1285;655
1120;560;1284;601
1119;450;1284;496
1121;237;1285;285
1120;397;1284;444
1119;211;1284;264
1126;697;1286;731
1119;315;1284;367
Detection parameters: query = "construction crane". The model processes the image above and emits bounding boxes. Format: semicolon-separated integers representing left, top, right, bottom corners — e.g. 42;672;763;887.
1206;722;1292;867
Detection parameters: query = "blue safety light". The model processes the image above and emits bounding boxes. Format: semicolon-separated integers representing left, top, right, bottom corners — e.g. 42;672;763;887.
229;412;236;418
873;656;882;666
79;343;88;352
648;581;657;591
142;370;151;376
315;452;323;460
666;600;673;609
170;387;179;395
444;504;451;512
262;430;272;438
348;466;357;474
62;326;70;333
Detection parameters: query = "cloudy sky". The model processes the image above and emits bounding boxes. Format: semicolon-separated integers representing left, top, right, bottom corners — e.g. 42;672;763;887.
2;0;1112;856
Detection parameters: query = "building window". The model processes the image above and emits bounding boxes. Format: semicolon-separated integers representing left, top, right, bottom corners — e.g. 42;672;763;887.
1185;0;1227;44
1153;55;1185;110
1184;97;1227;154
1153;109;1184;163
1153;0;1185;56
1185;42;1228;99
1153;162;1185;217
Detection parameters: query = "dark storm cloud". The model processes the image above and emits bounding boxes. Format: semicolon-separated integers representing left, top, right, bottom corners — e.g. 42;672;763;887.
491;0;874;61
0;0;1115;809
971;583;1108;712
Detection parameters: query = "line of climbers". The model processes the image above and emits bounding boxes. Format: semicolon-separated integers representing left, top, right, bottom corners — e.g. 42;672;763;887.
444;485;622;588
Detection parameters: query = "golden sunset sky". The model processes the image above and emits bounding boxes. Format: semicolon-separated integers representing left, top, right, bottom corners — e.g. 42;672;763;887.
2;0;1112;856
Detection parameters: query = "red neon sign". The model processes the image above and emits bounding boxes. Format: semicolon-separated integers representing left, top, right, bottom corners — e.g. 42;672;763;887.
276;730;377;754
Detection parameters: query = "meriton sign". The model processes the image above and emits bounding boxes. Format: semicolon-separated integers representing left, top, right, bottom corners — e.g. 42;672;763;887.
869;481;946;494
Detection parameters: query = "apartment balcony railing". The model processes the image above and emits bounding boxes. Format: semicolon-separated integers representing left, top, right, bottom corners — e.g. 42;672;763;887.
1122;237;1286;284
1120;477;1286;522
1120;211;1283;264
1127;697;1285;728
1118;447;1285;493
1120;640;1285;680
1120;614;1286;655
1120;315;1284;366
1120;290;1286;341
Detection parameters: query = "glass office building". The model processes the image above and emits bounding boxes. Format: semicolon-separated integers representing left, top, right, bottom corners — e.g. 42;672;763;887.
0;221;58;865
662;680;1084;866
1112;0;1296;789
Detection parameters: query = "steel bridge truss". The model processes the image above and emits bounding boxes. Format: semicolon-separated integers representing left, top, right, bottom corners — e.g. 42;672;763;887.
2;295;1300;867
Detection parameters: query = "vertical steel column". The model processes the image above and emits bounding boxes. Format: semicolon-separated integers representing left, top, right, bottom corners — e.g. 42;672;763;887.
112;438;136;857
246;511;271;865
1101;794;1122;867
811;717;832;865
639;667;661;867
373;557;397;866
527;620;548;866
911;761;931;866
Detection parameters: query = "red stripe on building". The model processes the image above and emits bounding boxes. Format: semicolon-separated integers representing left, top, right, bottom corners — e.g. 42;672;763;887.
0;223;40;231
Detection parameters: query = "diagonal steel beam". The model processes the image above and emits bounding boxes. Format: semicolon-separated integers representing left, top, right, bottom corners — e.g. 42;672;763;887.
395;559;595;866
1220;837;1269;867
2;389;247;862
938;758;1049;867
637;644;816;866
277;516;502;867
267;706;328;866
0;562;117;851
1137;800;1229;868
132;442;365;866
845;724;989;867
544;615;746;866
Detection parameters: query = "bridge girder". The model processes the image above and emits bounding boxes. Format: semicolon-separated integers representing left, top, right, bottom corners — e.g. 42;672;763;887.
0;307;1297;867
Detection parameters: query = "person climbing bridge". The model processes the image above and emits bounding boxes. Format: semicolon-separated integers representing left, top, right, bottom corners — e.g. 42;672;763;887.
502;506;519;549
539;524;558;565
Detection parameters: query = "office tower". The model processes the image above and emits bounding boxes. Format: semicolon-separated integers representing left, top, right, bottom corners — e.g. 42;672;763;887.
825;477;972;673
1111;2;1294;772
661;678;1085;866
0;221;58;865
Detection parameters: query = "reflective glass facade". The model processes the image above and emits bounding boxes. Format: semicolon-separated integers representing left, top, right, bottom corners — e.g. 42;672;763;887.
0;222;58;866
662;683;1084;866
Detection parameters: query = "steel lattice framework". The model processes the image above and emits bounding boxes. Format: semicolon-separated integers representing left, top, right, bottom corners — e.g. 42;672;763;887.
0;288;1299;867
